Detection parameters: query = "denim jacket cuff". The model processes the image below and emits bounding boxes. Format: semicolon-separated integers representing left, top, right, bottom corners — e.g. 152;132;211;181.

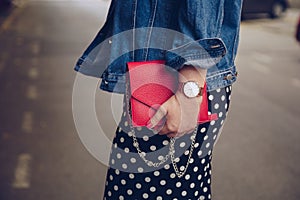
164;38;227;70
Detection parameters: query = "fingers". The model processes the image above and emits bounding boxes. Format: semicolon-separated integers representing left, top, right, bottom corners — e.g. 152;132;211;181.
147;95;197;138
147;100;179;135
159;120;179;135
147;106;167;132
148;95;181;136
166;132;178;138
148;111;194;138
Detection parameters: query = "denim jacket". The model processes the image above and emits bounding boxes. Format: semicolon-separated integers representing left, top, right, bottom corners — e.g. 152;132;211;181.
74;0;242;93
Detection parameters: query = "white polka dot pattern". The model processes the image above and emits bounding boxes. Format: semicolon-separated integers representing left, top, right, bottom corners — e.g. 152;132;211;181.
103;86;232;199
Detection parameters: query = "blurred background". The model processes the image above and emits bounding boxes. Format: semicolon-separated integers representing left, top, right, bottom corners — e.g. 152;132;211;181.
0;0;299;199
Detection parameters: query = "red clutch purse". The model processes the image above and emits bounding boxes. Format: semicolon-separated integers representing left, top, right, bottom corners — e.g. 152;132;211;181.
127;60;218;127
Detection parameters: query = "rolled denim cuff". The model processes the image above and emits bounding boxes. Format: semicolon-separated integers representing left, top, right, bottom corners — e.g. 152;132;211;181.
164;38;227;70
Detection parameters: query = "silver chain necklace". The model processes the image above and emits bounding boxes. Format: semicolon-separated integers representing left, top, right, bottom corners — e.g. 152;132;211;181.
125;81;198;178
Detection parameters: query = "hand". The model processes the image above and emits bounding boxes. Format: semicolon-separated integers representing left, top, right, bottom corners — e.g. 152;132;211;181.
147;65;206;138
147;91;202;138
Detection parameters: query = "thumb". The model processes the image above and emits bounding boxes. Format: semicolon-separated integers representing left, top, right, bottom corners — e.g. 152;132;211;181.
147;104;167;130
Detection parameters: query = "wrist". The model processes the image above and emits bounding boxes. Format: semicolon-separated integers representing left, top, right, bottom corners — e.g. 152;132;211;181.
178;65;207;83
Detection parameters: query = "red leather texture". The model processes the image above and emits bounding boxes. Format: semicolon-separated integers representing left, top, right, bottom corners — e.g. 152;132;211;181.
127;60;218;127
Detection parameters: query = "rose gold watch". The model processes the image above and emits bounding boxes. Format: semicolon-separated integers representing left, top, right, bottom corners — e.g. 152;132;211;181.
179;81;203;98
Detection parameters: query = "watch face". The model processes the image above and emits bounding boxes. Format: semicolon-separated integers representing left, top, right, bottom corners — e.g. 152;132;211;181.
183;81;200;98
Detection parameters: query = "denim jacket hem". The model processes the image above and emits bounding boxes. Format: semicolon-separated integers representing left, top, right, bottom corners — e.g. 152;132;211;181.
94;65;237;94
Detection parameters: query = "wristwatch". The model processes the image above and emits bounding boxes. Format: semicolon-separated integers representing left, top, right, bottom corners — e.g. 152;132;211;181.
180;81;203;98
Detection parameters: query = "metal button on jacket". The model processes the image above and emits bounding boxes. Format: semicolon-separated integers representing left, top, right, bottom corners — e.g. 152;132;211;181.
225;74;233;80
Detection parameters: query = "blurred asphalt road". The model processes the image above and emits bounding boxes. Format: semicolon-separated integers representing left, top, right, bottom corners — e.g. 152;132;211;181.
0;1;299;200
213;8;300;200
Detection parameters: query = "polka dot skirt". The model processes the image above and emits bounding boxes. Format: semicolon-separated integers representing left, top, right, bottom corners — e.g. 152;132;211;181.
103;86;232;200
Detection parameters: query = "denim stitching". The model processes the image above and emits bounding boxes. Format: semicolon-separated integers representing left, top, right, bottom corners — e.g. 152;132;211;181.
144;0;158;61
132;0;137;60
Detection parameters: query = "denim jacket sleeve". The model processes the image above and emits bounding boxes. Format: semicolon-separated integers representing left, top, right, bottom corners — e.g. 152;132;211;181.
216;0;243;69
164;0;242;71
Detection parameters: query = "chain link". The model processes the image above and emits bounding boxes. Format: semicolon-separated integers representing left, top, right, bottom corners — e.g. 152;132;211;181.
170;128;197;178
125;80;198;178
